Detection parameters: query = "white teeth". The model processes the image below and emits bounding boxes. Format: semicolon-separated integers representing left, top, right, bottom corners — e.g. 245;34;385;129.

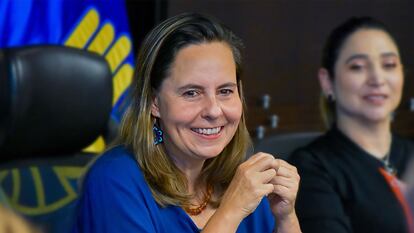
193;127;221;135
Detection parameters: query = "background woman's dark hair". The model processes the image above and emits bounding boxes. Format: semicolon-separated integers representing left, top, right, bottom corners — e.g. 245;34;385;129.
322;16;397;77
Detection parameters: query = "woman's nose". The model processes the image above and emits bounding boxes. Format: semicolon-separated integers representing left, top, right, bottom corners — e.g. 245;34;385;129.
201;95;223;120
367;64;386;87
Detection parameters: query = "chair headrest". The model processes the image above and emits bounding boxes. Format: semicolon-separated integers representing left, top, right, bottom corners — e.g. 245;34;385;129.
0;45;113;159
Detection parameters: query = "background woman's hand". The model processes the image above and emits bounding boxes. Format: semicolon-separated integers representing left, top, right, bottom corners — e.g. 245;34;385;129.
267;159;300;219
220;152;279;220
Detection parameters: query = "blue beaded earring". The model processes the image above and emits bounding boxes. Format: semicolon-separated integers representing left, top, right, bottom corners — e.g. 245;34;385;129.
153;123;164;145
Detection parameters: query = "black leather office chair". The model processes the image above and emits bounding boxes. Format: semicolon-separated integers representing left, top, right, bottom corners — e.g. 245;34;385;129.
254;132;322;160
0;45;113;233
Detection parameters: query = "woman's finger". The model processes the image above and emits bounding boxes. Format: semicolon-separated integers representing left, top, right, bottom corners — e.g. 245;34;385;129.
275;164;299;179
244;152;279;172
272;184;296;201
276;159;297;172
259;168;277;184
271;175;299;189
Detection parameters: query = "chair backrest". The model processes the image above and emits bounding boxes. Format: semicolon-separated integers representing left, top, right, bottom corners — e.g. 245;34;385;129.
254;132;322;160
0;45;113;233
0;45;113;159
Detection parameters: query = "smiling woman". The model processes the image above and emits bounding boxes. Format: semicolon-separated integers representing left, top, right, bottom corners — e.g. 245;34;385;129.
72;12;301;233
151;42;242;166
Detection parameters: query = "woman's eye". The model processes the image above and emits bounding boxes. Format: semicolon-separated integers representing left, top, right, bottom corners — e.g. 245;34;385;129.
349;64;364;71
383;62;397;70
183;90;199;97
219;89;234;96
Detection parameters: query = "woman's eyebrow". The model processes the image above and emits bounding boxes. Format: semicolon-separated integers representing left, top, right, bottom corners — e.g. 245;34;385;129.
381;52;399;58
218;82;237;89
345;54;368;64
177;84;204;92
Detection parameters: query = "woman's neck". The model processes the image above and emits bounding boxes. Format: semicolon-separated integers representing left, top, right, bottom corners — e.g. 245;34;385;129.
167;155;204;193
177;163;203;193
162;144;205;193
337;115;392;159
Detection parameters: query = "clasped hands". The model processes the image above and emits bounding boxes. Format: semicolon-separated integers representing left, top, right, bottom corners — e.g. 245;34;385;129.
221;152;300;221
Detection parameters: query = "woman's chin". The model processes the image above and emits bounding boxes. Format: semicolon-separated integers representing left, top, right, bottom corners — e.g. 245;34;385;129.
193;146;226;160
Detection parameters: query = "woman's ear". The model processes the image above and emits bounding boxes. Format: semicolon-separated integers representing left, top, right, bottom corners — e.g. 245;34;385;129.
318;68;335;99
151;95;161;118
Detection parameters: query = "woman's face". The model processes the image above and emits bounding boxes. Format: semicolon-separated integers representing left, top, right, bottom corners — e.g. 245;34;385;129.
151;42;242;164
330;29;404;124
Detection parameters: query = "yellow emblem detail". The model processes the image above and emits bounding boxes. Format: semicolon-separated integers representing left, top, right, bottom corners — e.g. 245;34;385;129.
88;23;115;55
0;170;8;182
65;9;100;48
1;167;85;215
105;36;132;72
11;169;20;203
30;167;46;207
83;136;106;153
113;64;133;105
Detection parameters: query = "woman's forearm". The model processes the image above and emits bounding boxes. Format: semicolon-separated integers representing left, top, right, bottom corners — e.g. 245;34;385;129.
201;205;243;233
